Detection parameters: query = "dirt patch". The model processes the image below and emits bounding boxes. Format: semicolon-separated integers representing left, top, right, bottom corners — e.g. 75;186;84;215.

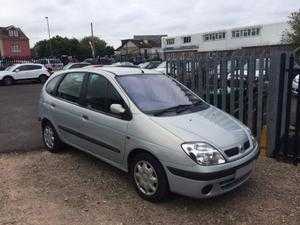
0;149;299;225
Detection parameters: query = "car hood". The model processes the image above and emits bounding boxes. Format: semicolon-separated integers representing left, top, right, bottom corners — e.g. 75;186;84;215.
149;106;249;150
0;71;13;77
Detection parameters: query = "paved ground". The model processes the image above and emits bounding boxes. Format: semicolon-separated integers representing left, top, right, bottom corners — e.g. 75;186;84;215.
0;150;299;225
0;83;43;152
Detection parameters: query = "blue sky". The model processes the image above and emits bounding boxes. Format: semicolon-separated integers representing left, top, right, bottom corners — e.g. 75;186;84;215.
0;0;299;48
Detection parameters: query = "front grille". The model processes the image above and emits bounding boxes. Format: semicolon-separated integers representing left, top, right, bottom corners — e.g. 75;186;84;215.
224;147;239;157
224;140;251;157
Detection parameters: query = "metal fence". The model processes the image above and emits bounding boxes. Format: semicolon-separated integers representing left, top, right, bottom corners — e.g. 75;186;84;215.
166;48;299;159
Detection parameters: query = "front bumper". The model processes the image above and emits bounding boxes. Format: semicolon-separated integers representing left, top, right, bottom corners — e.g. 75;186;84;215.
165;145;259;198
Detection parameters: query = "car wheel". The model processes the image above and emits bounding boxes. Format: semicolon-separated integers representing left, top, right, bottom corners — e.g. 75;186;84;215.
39;74;48;84
130;153;169;202
3;77;14;86
42;122;63;152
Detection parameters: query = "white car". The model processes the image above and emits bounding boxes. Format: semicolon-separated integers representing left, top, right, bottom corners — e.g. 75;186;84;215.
154;61;166;74
36;58;64;71
292;74;299;95
63;63;91;70
0;63;50;85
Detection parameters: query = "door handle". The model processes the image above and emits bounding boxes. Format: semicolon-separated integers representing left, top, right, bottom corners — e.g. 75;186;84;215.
82;114;89;120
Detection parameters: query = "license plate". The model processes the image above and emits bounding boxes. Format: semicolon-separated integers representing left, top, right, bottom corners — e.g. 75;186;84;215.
235;162;253;178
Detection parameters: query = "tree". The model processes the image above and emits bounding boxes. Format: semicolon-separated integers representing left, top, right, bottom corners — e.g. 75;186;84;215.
79;36;114;58
32;35;114;59
285;9;300;48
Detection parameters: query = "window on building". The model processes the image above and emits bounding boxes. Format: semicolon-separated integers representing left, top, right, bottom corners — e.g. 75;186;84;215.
11;44;20;53
8;29;19;37
203;32;226;41
183;36;191;43
166;38;175;45
232;27;261;38
9;30;14;37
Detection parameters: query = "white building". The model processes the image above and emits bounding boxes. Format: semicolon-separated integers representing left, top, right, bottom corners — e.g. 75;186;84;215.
162;22;289;56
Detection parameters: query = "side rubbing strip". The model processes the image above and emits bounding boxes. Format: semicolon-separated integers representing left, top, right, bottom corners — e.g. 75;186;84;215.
58;125;120;153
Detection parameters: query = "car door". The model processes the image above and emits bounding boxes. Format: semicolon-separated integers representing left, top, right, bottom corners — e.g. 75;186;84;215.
50;72;90;150
12;65;31;79
79;73;130;163
28;65;43;79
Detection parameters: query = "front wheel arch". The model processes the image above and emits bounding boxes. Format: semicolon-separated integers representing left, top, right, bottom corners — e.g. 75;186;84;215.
127;149;162;172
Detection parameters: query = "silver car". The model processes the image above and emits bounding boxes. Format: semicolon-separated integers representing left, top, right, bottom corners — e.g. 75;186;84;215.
38;66;259;201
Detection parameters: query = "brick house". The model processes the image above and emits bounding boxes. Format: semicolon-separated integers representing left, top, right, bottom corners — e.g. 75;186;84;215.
0;25;31;58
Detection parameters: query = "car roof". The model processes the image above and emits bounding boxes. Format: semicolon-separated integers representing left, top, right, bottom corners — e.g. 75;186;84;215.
82;66;163;76
13;63;44;67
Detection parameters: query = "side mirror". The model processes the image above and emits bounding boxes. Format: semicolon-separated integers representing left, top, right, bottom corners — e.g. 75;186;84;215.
110;104;125;114
14;69;20;72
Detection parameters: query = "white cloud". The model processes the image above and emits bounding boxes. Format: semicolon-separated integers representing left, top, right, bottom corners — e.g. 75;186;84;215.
0;0;298;48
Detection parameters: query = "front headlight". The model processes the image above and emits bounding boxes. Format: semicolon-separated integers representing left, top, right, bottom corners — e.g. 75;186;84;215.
181;142;225;166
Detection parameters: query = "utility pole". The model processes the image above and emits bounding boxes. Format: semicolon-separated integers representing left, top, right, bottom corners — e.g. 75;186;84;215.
45;16;52;57
90;22;95;58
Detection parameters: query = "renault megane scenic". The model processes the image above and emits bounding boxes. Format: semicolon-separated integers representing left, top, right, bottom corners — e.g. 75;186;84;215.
38;66;259;202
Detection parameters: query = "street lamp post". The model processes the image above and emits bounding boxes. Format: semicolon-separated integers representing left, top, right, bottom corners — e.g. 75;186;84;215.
45;16;52;57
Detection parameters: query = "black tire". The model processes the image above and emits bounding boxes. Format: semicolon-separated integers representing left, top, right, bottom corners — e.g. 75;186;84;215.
39;74;48;84
3;76;14;86
42;122;63;153
130;153;169;202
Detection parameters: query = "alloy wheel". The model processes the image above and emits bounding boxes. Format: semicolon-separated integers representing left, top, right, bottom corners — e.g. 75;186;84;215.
134;160;158;196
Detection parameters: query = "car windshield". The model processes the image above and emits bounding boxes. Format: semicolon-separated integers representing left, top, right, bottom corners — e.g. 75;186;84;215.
117;74;209;115
5;66;13;71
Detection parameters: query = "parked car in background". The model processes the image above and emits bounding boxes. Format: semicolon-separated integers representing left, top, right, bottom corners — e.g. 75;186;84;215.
138;62;150;69
36;58;63;71
139;61;161;69
0;63;50;85
39;66;259;202
292;74;299;95
83;58;98;64
109;62;138;68
154;61;166;74
63;63;91;70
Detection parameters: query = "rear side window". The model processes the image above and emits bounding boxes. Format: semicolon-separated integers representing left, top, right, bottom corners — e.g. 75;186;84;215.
15;65;31;71
57;73;85;103
30;65;42;70
46;75;62;95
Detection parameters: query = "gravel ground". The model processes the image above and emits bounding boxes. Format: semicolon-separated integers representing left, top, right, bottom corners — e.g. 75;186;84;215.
0;149;299;225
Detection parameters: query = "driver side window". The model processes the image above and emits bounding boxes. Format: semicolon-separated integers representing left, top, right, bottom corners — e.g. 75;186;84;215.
85;74;125;115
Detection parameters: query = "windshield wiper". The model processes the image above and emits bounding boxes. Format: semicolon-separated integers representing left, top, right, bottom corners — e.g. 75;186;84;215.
153;104;192;116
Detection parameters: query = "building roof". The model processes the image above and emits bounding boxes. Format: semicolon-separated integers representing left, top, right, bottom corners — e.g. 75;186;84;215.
116;38;161;52
134;35;166;42
0;25;29;39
